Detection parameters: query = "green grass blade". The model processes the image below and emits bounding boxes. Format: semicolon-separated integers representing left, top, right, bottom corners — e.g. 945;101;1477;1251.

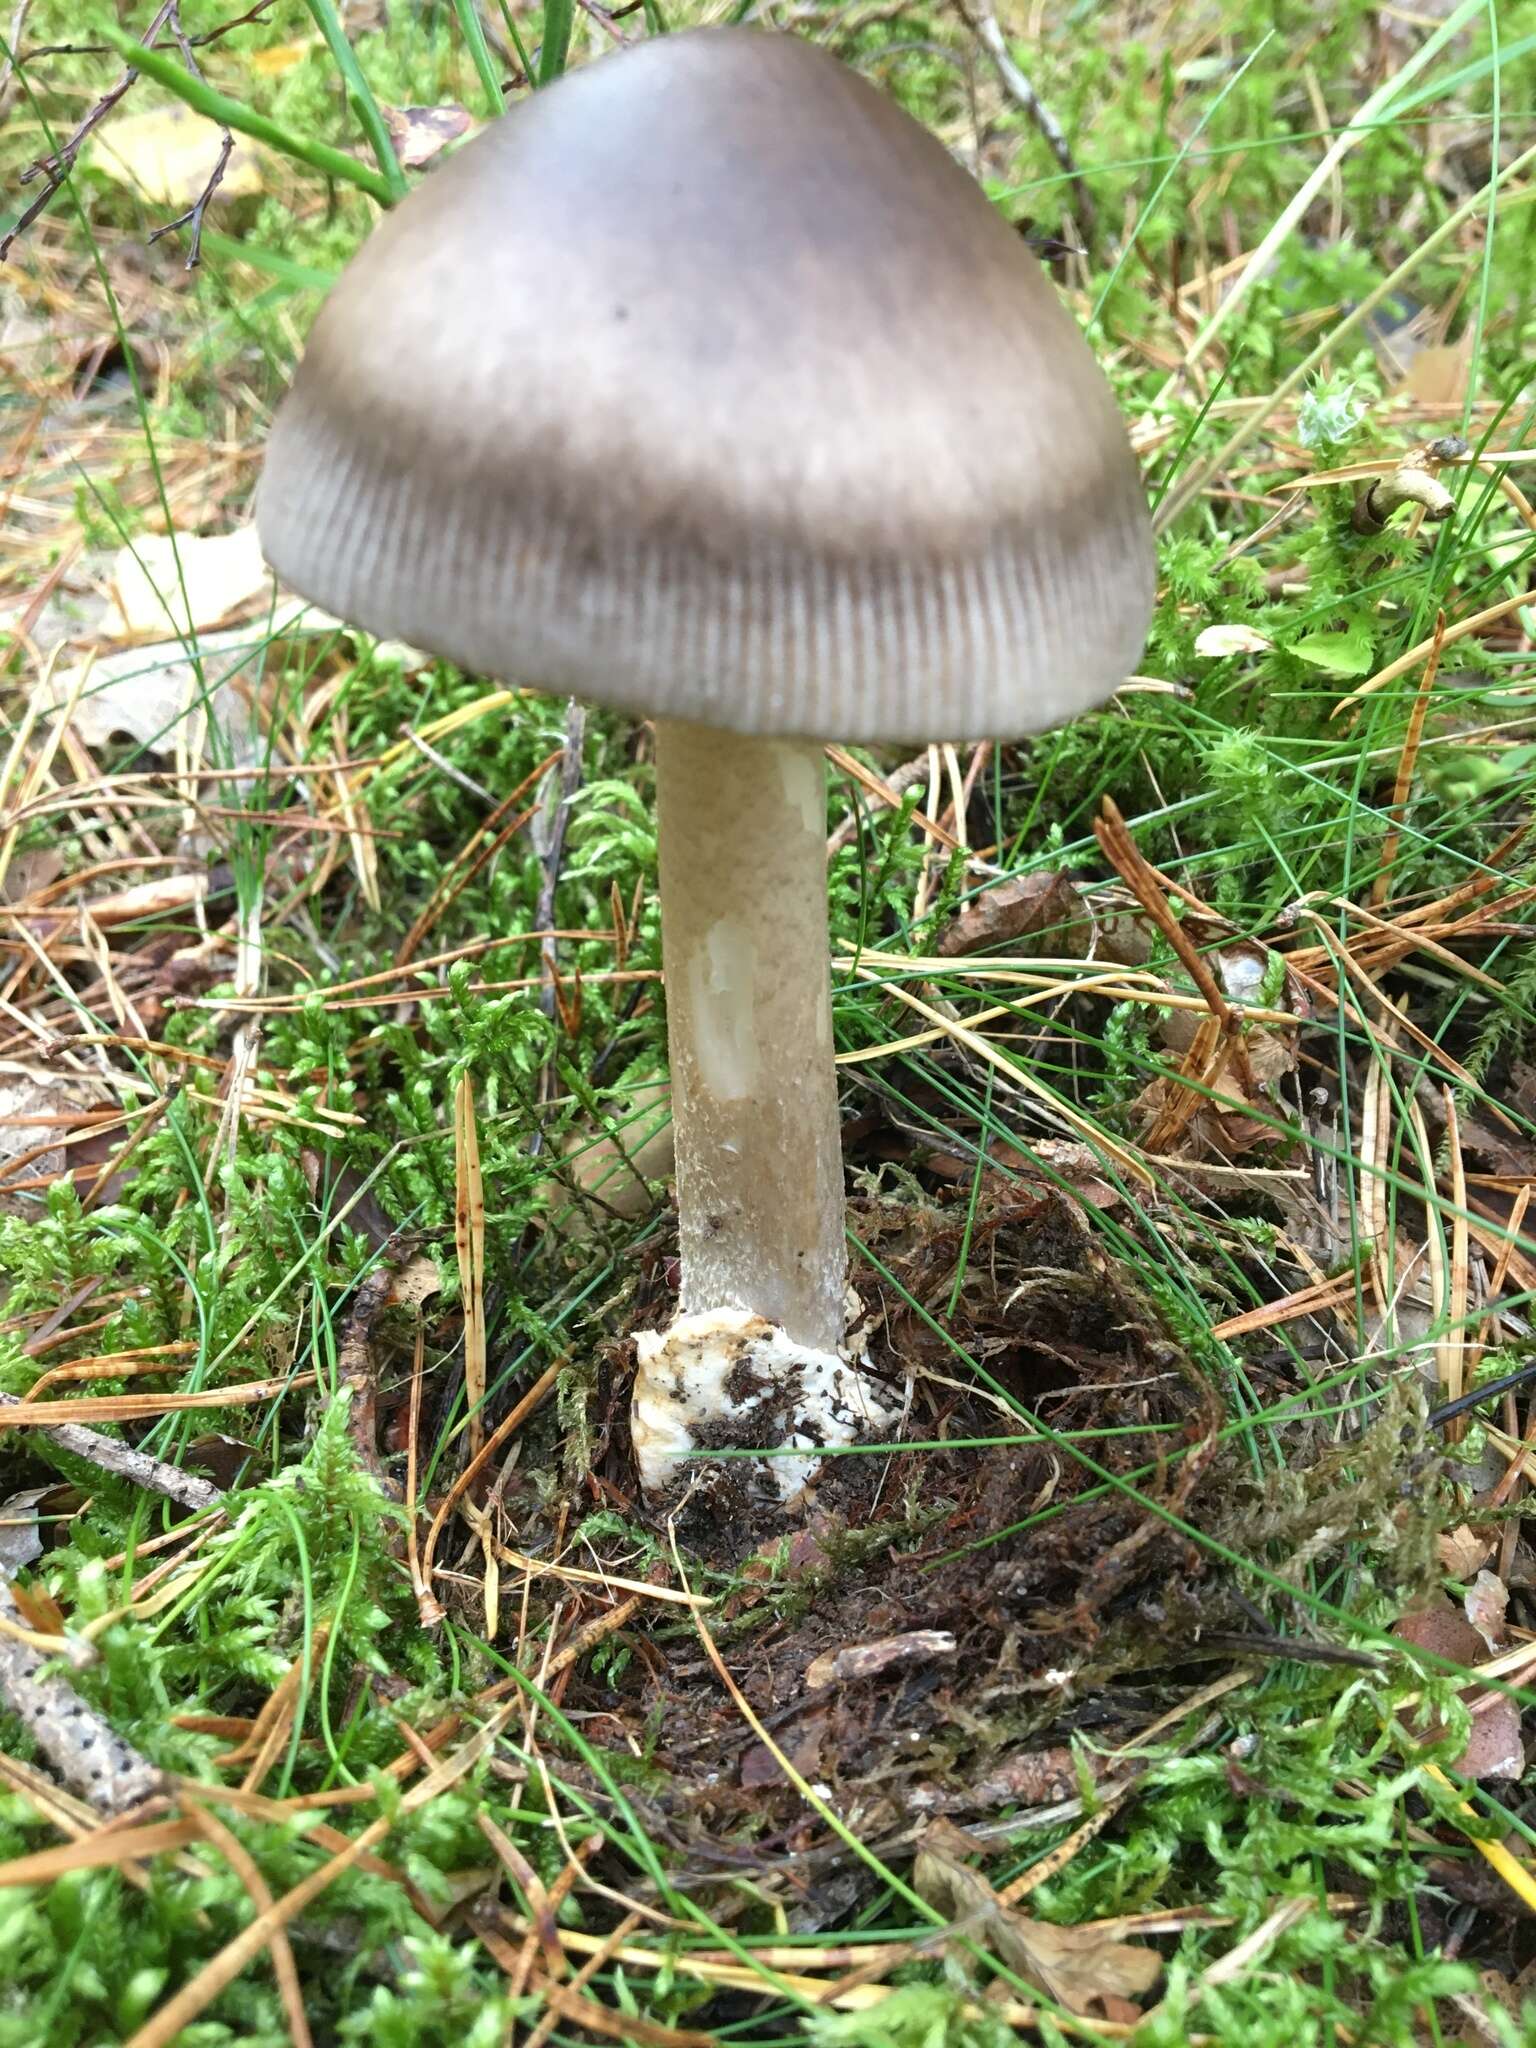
94;26;397;207
537;0;576;86
302;0;409;199
452;0;508;119
491;0;537;85
198;231;338;291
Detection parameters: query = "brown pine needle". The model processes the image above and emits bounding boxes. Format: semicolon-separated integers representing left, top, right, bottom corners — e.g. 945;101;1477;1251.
1373;611;1446;909
184;1799;313;2048
123;1705;519;2048
0;1374;313;1428
453;1071;487;1466
1094;798;1237;1032
417;1358;565;1621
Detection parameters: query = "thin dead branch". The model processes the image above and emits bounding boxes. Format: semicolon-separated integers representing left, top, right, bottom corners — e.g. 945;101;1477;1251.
0;1391;224;1512
0;1580;164;1813
2;2;176;262
952;0;1096;249
142;4;236;267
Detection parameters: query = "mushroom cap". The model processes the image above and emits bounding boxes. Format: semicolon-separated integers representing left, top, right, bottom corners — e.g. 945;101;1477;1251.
257;28;1154;743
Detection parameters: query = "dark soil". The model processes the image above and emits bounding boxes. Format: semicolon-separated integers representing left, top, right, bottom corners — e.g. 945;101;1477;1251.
562;1183;1240;1864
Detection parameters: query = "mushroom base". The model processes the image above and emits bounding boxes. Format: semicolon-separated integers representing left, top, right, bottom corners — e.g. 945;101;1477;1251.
631;1307;900;1505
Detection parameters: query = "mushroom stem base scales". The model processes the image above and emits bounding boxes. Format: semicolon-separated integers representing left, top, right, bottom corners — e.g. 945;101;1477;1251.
652;720;848;1353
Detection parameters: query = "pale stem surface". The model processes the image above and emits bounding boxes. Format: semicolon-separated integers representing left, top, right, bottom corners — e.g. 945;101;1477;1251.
653;719;848;1353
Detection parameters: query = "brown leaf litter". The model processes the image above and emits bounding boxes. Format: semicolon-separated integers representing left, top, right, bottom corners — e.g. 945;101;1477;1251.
1393;1599;1526;1782
916;1819;1162;2017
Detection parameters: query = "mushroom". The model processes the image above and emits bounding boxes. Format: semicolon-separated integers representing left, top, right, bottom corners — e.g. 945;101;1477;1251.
256;27;1155;1504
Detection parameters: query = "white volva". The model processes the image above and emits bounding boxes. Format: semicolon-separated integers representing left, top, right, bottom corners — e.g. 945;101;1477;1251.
631;1307;901;1501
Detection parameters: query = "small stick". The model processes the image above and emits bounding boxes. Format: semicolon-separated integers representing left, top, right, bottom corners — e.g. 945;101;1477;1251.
1;2;176;259
144;3;235;268
0;1582;163;1814
335;1268;396;1490
18;0;278;62
953;0;1095;251
0;0;33;121
0;1392;222;1512
402;727;496;808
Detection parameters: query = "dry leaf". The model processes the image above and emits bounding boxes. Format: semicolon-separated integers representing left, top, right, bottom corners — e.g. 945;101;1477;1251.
44;605;340;766
91;102;264;210
1397;1602;1492;1669
1453;1697;1524;1783
804;1629;956;1690
1436;1526;1494;1579
739;1708;828;1788
1402;337;1473;406
1195;623;1273;658
46;637;264;766
105;527;272;639
914;1831;1162;2016
1;847;64;904
1394;1602;1525;1780
936;870;1086;958
389;1254;444;1309
1464;1570;1509;1652
381;103;477;170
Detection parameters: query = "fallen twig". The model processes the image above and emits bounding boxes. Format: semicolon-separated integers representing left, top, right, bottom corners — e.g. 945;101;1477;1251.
952;0;1095;250
142;3;235;267
536;700;588;1026
0;1580;163;1814
1;1;176;262
0;0;33;121
0;1391;223;1512
335;1269;398;1492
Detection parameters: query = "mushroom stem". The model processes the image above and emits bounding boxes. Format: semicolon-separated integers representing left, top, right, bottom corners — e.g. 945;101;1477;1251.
653;718;848;1353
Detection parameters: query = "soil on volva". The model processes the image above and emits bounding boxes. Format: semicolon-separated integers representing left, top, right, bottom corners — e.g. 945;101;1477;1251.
530;1180;1253;1886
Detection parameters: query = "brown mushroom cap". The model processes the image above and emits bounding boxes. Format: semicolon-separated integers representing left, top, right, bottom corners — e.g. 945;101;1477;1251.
258;27;1154;742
